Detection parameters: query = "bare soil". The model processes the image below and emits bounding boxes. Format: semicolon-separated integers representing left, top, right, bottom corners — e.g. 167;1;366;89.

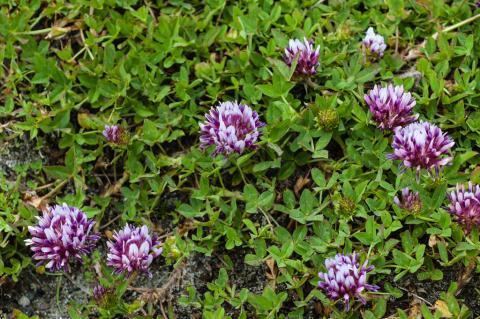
1;249;267;318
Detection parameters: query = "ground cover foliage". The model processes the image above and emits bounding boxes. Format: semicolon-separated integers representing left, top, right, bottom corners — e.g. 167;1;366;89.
1;0;480;318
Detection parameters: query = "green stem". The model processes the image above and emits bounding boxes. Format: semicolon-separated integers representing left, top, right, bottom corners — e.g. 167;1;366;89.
305;78;320;90
333;133;346;156
14;28;52;35
216;167;226;189
414;215;436;223
432;13;480;39
236;162;248;184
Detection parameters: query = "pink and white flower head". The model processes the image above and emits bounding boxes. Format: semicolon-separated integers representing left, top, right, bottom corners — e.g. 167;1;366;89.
388;121;454;173
103;125;127;144
364;84;418;130
362;27;387;57
448;182;480;232
25;204;100;271
107;224;162;276
284;37;320;76
318;253;379;311
93;283;108;302
394;188;422;213
199;101;264;156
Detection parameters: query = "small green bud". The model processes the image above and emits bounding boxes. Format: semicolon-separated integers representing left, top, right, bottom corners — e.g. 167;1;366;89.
316;108;339;131
338;197;356;216
164;236;181;261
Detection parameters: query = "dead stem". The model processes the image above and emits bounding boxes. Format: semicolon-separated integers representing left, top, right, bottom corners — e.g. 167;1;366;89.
41;179;69;202
101;171;129;198
396;285;433;306
129;261;187;305
455;258;477;296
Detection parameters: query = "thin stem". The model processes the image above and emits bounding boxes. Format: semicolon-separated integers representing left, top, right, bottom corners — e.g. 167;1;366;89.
414;215;436;223
101;171;129;198
41;179;69;201
73;97;88;109
395;26;399;54
305;78;320;90
432;13;480;39
160;303;169;319
216;168;226;189
108;104;117;122
236;162;248;184
396;285;433;306
366;243;374;260
99;213;122;230
14;28;52;35
68;46;87;63
80;29;95;60
148;194;161;214
407;13;480;60
303;82;309;96
260;208;279;227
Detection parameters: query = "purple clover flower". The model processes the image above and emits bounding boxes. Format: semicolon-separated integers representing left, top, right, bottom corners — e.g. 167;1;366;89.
92;282;114;305
388;121;454;173
107;224;162;276
394;188;422;213
93;283;107;302
25;204;100;271
103;125;126;144
284;37;320;76
448;182;480;232
362;27;387;57
199;101;265;156
318;253;379;311
364;84;418;130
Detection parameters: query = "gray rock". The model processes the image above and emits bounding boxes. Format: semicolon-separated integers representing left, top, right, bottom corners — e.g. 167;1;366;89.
18;295;30;307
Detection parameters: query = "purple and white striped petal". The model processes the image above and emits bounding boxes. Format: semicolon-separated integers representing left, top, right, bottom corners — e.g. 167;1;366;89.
448;182;480;232
365;84;418;130
394;188;422;213
103;125;127;144
106;224;162;276
318;252;378;311
25;204;100;271
284;37;320;76
362;28;387;57
388;121;454;172
199;101;264;156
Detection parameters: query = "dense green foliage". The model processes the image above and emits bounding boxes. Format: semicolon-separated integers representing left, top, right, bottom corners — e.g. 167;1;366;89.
2;0;480;318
